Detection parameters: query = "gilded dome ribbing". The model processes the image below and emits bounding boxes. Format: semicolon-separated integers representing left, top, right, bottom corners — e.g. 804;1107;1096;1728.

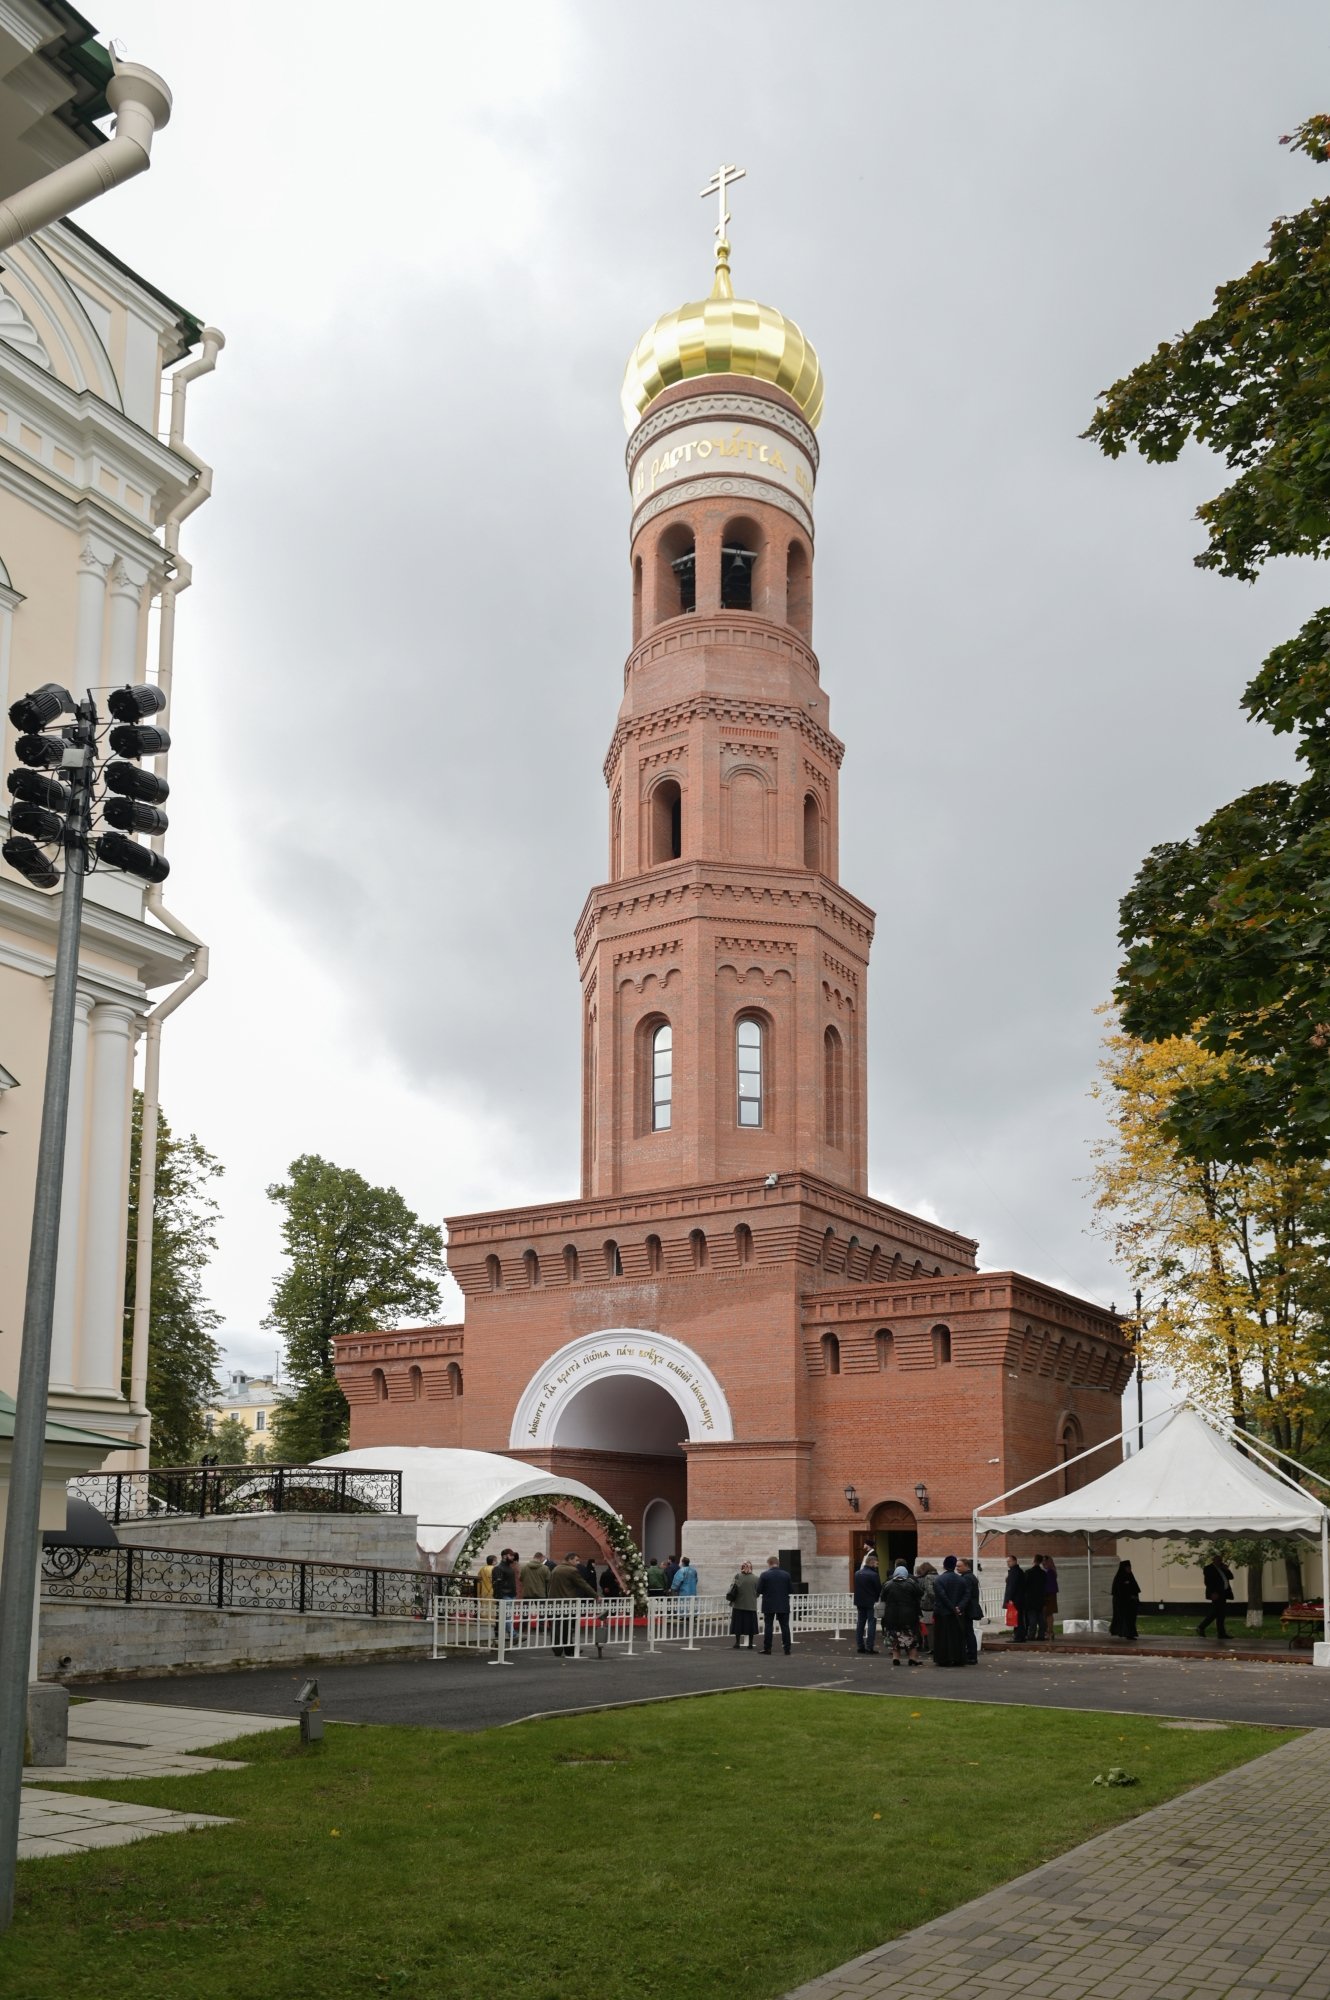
621;243;824;434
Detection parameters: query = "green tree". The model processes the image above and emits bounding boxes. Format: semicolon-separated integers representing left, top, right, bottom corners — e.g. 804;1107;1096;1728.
1084;115;1330;1168
201;1413;252;1465
263;1155;445;1462
122;1091;224;1466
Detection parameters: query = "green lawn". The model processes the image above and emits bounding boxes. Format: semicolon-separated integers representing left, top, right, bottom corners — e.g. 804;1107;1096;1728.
4;1691;1293;2000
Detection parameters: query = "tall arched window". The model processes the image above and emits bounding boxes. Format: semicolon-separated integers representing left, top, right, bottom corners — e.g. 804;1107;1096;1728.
1060;1415;1084;1494
690;1228;708;1270
875;1328;894;1370
933;1324;952;1366
822;1331;841;1376
824;1026;844;1148
523;1248;541;1287
720;537;755;610
409;1365;423;1401
485;1254;502;1291
786;538;812;639
645;1233;663;1274
651;779;682;864
632;554;643;643
734;1223;753;1266
737;1016;763;1127
803;793;822;871
604;1239;622;1277
656;522;695;618
651;1022;673;1130
446;1361;463;1398
563;1243;579;1283
372;1367;388;1403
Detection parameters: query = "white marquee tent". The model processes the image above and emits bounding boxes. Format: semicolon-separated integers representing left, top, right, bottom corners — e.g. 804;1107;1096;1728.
315;1446;618;1565
973;1408;1329;1649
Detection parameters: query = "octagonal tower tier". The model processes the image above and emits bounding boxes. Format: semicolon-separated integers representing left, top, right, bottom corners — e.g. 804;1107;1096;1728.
576;253;874;1201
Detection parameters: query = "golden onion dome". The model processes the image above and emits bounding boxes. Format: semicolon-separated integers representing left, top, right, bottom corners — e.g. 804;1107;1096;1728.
621;242;824;434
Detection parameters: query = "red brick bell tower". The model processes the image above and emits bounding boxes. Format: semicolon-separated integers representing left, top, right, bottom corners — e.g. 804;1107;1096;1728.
335;187;1133;1592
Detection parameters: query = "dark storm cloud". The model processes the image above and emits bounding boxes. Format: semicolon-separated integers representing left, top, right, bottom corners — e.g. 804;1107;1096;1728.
98;1;1329;1325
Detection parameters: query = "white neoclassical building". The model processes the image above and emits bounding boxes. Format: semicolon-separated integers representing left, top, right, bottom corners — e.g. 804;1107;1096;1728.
0;18;218;1463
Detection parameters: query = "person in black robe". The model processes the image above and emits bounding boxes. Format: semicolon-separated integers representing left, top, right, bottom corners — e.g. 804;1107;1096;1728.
931;1555;970;1667
1109;1559;1141;1640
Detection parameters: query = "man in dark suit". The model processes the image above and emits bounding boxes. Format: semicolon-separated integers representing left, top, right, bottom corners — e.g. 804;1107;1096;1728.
757;1555;794;1655
852;1554;881;1654
957;1557;983;1664
1197;1557;1234;1641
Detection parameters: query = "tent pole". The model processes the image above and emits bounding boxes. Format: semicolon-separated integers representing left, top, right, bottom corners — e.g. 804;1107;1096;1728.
1085;1534;1093;1627
1322;1511;1328;1647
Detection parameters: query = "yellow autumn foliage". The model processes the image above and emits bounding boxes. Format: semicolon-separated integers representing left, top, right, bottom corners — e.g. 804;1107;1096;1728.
1090;1022;1329;1456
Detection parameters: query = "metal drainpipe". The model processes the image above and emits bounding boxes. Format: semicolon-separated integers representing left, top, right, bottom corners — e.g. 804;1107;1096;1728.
127;329;224;1466
0;57;172;253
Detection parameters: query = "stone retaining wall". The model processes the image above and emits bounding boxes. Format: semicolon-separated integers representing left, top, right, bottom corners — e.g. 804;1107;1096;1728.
39;1601;427;1680
115;1510;422;1569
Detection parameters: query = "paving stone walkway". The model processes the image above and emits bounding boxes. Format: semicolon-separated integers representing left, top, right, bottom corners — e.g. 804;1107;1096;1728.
18;1699;286;1861
787;1728;1330;2000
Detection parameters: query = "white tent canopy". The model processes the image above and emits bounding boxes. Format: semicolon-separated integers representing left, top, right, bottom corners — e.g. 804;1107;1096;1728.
975;1408;1327;1540
315;1446;618;1563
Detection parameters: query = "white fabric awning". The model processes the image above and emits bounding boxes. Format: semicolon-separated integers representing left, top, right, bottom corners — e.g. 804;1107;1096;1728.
314;1445;617;1561
975;1408;1327;1539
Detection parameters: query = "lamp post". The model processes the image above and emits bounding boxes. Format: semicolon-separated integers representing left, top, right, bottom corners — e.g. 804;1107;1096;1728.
0;682;172;1932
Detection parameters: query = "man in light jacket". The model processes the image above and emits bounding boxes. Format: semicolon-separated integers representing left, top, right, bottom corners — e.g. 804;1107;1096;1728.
670;1556;699;1595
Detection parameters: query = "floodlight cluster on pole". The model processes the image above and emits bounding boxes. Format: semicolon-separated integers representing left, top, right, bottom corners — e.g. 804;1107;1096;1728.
0;676;175;1930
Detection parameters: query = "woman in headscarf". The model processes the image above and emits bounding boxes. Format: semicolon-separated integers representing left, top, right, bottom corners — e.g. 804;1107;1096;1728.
930;1555;970;1667
1110;1558;1141;1641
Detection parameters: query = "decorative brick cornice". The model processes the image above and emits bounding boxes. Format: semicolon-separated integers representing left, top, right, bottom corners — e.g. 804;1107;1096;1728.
803;1273;1122;1342
332;1325;464;1363
574;866;875;972
618;617;823;702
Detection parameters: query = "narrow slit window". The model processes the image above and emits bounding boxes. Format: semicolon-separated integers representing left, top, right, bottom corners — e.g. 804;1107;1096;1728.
652;1022;672;1130
737;1017;763;1127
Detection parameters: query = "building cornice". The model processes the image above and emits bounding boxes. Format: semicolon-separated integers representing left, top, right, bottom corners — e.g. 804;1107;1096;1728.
574;865;877;970
445;1167;977;1268
0;341;196;503
802;1269;1124;1341
604;688;843;784
0;873;196;991
620;614;821;695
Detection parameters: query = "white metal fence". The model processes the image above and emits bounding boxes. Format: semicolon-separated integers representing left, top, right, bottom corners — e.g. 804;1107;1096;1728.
431;1585;1001;1663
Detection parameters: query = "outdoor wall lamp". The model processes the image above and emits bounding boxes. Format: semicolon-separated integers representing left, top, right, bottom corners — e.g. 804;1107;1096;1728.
843;1484;859;1512
914;1482;930;1512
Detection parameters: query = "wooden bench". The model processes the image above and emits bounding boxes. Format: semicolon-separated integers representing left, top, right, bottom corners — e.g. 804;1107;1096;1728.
1279;1602;1325;1648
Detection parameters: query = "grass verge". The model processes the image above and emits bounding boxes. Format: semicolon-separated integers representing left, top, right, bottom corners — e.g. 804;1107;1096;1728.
4;1689;1294;2000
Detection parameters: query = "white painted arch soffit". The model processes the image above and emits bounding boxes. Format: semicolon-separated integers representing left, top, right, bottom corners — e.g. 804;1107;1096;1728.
509;1329;734;1450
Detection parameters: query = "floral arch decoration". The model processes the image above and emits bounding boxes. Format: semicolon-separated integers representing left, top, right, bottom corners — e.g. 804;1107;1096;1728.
447;1493;649;1606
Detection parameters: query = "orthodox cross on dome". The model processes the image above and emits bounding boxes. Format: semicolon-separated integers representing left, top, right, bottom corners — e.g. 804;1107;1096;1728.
700;162;746;246
700;163;745;299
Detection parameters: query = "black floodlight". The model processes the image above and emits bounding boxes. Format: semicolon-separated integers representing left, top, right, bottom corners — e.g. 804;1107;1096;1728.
103;797;168;836
108;723;170;761
103;760;169;805
7;683;74;733
107;683;166;725
95;831;170;883
2;836;60;888
7;770;71;813
14;732;66;770
9;802;64;841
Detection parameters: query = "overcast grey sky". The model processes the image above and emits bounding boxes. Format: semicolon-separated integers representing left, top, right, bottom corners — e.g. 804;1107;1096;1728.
94;2;1328;1375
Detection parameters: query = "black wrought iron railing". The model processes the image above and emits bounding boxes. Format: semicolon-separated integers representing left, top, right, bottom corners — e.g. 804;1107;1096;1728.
41;1542;435;1619
68;1464;403;1525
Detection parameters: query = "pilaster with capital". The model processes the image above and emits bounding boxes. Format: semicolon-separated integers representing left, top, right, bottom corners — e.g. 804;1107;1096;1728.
48;989;95;1390
107;555;152;689
74;535;114;694
77;1000;139;1399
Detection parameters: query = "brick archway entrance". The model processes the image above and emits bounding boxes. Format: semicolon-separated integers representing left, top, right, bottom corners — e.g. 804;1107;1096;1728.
865;1498;918;1579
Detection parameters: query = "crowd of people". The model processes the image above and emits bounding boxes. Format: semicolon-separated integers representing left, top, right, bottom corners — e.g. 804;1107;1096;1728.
850;1553;986;1667
999;1552;1059;1641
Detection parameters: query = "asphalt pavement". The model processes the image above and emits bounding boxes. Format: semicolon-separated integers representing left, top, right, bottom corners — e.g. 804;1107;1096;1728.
82;1634;1330;1733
